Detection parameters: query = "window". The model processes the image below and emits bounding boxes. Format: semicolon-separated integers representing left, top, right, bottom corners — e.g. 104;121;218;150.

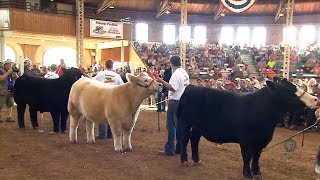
5;45;16;62
251;27;266;47
163;24;176;45
43;47;77;67
135;23;148;43
299;25;316;47
220;26;234;45
283;26;297;46
179;25;191;42
193;26;206;44
236;26;250;46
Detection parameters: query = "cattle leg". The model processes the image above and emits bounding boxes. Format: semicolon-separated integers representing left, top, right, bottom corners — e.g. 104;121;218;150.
69;114;81;143
252;149;263;180
240;145;253;179
29;108;39;129
122;129;133;152
110;124;123;152
50;111;60;133
180;121;191;166
190;128;202;166
85;119;95;144
60;112;68;133
17;104;26;128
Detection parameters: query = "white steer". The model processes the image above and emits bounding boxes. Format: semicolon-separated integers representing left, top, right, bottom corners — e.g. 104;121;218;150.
68;73;162;152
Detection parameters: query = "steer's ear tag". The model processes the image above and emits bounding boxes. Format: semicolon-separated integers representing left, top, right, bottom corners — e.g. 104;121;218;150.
266;81;276;90
126;73;137;83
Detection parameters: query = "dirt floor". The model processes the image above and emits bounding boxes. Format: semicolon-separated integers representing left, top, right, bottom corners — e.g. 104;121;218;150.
0;109;320;180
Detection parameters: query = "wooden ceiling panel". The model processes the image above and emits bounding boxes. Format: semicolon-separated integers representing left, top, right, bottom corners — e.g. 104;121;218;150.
61;0;320;16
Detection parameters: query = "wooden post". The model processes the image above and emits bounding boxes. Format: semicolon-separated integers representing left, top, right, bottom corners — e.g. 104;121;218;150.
282;0;294;79
76;0;84;67
180;0;187;69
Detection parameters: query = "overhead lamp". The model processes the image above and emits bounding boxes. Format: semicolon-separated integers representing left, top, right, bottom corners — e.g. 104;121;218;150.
109;5;115;9
279;13;284;17
165;10;170;14
221;13;225;17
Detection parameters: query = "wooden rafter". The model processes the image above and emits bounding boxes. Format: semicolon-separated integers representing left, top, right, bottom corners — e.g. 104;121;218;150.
96;0;116;14
213;3;225;21
274;0;285;21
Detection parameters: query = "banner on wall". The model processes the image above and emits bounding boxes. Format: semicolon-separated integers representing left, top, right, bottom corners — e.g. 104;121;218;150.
0;9;10;30
90;19;123;39
220;0;256;13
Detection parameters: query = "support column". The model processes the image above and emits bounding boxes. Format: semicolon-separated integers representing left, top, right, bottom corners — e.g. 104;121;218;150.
282;0;294;79
121;41;125;66
180;0;187;69
0;31;5;63
76;0;84;67
95;47;101;65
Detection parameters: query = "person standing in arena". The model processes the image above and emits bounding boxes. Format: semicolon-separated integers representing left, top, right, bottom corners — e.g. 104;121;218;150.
94;59;124;139
156;56;190;156
0;60;18;123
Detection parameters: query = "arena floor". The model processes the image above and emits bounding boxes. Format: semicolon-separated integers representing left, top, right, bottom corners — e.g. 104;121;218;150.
0;108;319;180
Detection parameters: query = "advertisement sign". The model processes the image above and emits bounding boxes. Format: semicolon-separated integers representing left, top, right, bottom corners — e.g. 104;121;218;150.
0;9;10;30
90;19;123;39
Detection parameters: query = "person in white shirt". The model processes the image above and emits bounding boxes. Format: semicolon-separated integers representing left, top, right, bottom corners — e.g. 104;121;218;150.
156;55;190;156
44;64;59;79
94;59;124;139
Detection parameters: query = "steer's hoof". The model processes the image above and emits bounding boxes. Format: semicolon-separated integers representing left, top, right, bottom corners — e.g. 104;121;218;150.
253;175;264;180
193;160;203;166
123;147;133;152
87;139;95;144
70;140;77;144
115;149;123;153
243;175;254;180
181;161;189;167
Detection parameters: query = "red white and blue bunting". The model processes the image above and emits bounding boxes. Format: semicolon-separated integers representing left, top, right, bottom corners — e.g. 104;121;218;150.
220;0;256;13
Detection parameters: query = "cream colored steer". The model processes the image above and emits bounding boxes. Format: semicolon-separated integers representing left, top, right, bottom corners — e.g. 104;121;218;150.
68;73;162;152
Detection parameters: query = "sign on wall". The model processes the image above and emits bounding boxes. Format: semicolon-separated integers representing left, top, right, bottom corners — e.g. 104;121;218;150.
90;19;123;39
0;9;10;30
220;0;256;13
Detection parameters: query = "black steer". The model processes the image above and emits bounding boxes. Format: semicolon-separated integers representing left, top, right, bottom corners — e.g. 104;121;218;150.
316;145;320;174
177;77;317;179
14;68;83;133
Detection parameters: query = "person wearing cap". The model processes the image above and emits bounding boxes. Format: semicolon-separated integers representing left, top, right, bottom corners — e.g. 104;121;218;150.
226;81;237;91
156;55;190;156
94;59;124;139
0;60;18;122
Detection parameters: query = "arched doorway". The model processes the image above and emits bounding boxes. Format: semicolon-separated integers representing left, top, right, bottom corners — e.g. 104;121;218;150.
5;45;16;62
43;47;77;67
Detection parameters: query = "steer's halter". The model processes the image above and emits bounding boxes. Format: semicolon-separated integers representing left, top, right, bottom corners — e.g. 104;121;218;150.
137;79;155;91
298;91;306;100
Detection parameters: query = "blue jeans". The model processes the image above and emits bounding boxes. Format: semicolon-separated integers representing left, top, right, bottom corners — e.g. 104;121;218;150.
98;124;112;138
164;100;180;155
156;92;166;112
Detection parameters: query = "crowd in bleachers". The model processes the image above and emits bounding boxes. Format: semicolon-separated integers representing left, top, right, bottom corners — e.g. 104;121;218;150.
133;41;251;80
251;44;320;78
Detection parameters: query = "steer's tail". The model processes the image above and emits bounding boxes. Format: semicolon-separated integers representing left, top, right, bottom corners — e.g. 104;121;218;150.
316;145;320;174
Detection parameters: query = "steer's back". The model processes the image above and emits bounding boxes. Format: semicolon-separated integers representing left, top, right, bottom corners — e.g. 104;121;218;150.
68;77;120;122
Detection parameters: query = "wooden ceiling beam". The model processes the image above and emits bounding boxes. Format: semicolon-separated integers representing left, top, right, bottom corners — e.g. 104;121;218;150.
274;0;285;22
96;0;116;14
156;0;171;18
213;3;225;21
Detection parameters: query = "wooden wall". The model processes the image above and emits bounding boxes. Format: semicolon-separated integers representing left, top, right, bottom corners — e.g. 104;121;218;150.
9;8;132;40
101;47;129;63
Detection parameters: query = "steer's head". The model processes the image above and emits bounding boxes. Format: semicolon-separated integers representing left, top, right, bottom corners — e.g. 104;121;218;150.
266;77;318;110
126;72;162;93
61;68;85;84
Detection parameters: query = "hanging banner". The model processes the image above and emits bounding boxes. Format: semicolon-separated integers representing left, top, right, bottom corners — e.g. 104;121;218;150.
0;9;10;30
220;0;256;13
90;19;123;39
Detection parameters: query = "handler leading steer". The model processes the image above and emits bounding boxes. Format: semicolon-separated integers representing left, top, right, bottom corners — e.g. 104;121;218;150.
68;73;162;152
